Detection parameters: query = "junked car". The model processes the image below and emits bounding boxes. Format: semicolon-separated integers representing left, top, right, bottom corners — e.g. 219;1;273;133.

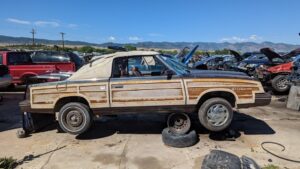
289;55;300;85
20;51;271;135
31;51;85;70
0;65;11;101
255;48;300;92
0;65;11;87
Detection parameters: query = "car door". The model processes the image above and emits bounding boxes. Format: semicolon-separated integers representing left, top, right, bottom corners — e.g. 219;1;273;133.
109;55;186;108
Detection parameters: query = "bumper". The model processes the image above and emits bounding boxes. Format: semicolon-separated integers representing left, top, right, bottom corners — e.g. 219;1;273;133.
237;93;271;108
19;100;52;114
0;75;12;88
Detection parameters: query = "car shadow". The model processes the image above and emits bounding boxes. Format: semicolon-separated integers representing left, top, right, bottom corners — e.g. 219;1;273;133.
192;111;275;141
76;114;167;140
75;112;275;140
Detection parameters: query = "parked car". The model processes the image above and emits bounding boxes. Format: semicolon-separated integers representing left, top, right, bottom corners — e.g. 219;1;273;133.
0;65;11;88
193;55;239;70
0;65;11;101
232;52;267;75
0;51;75;85
20;51;271;135
255;48;300;93
31;51;85;70
289;55;300;85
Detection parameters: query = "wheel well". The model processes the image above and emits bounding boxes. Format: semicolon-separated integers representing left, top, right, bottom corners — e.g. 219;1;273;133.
270;73;289;79
54;96;89;112
196;91;236;109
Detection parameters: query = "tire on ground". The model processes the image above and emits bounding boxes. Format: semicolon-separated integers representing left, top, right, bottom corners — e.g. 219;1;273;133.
198;98;233;132
58;102;93;135
271;75;290;93
201;150;241;169
161;128;198;148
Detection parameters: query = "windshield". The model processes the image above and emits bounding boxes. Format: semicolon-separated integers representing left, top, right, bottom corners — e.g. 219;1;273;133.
159;55;190;75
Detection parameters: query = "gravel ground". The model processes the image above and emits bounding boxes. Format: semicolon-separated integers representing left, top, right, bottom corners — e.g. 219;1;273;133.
0;94;299;169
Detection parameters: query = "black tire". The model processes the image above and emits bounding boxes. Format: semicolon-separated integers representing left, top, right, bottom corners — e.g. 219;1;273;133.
162;128;198;148
58;102;93;135
198;98;233;132
271;75;290;93
201;150;241;169
167;113;191;135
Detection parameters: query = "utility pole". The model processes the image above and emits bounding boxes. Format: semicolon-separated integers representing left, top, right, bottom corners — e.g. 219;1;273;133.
60;32;65;49
30;29;36;46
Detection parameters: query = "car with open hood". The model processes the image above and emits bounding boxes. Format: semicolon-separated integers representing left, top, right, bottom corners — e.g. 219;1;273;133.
255;48;300;93
193;50;244;71
20;51;271;135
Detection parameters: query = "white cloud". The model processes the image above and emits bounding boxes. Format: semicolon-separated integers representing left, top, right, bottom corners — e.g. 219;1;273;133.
108;36;116;41
129;36;141;41
6;18;31;25
34;21;60;27
220;35;263;43
68;24;78;28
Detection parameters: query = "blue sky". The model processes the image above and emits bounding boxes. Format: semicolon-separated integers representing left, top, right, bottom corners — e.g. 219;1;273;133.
1;0;299;44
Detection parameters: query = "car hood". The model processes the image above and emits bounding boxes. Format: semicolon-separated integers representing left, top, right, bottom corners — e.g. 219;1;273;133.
185;69;251;79
260;48;283;61
229;50;243;61
283;48;300;58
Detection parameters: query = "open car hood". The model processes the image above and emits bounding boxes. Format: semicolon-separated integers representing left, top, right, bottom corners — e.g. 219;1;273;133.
282;48;300;58
229;50;243;61
260;48;283;61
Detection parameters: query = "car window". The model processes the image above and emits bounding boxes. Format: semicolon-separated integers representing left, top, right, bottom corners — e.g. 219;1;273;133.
0;54;2;64
31;52;70;62
112;56;167;78
7;52;32;65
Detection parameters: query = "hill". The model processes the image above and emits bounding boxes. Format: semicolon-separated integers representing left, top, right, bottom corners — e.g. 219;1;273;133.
0;35;299;52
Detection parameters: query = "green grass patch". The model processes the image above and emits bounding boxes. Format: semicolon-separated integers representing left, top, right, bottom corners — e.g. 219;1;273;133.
0;157;17;169
262;164;280;169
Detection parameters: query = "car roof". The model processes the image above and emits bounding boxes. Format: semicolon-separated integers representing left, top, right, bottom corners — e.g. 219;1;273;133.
91;51;159;61
68;51;160;80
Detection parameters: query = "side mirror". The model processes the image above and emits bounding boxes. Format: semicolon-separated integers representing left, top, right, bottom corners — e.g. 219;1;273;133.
166;70;174;80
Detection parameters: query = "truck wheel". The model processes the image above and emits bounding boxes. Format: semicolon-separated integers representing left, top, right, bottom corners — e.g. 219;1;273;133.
167;113;191;135
198;98;233;132
58;102;93;135
162;128;198;148
272;75;290;93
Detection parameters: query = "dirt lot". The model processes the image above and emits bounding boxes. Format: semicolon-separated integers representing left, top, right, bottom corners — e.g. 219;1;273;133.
0;94;300;169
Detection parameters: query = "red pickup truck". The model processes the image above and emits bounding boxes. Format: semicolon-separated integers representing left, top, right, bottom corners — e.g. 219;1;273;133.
0;51;75;85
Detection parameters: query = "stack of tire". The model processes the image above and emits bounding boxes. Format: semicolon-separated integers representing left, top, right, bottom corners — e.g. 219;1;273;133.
161;113;199;148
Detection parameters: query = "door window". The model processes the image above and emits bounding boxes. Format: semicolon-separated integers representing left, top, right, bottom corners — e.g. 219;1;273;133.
112;56;167;78
0;54;2;64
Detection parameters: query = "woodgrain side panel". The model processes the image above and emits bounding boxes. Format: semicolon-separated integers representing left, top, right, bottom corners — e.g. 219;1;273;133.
110;79;185;107
31;82;109;109
185;78;263;105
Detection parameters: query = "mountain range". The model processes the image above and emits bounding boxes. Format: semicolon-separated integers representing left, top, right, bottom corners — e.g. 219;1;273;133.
0;35;299;52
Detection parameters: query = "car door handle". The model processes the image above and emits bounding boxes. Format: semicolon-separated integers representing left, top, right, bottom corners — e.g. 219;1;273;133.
113;85;123;88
